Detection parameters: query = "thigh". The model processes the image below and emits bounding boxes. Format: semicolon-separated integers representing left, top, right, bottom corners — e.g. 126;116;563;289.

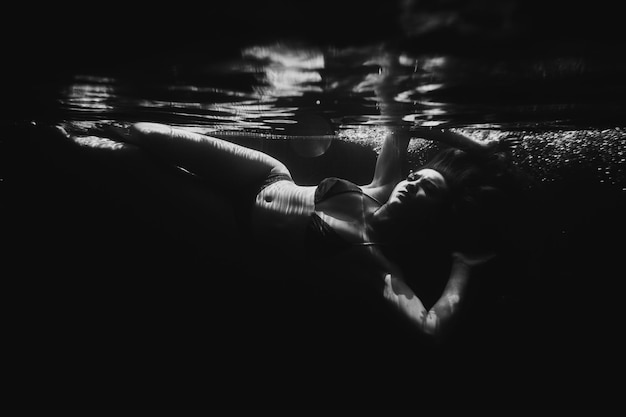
64;130;240;242
129;123;290;190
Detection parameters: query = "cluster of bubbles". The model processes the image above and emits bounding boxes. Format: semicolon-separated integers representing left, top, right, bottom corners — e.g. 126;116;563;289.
60;119;626;193
339;125;626;192
337;125;440;167
514;129;625;191
474;128;625;191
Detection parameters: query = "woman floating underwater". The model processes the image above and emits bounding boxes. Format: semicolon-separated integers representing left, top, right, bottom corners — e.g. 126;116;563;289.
56;58;521;339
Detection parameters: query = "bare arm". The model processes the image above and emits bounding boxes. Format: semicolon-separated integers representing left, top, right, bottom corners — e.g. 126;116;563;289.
382;267;467;338
367;52;413;188
367;246;446;337
413;127;522;154
368;54;508;189
370;53;520;189
382;252;493;338
368;129;411;188
367;125;519;188
413;127;486;153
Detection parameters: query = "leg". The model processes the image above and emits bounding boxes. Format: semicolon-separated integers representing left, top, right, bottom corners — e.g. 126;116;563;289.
54;125;240;245
127;122;291;190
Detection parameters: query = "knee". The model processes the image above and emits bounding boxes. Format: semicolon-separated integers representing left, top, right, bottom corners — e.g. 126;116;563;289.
268;160;291;178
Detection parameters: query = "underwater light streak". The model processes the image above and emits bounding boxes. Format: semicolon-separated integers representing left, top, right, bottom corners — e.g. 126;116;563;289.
63;83;115;111
242;44;325;69
416;83;444;94
253;68;323;97
167;85;252;98
243;43;325;99
419;56;448;72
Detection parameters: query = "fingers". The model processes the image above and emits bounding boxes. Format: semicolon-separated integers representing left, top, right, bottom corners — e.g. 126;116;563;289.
502;134;523;146
503;137;522;147
495;134;523;152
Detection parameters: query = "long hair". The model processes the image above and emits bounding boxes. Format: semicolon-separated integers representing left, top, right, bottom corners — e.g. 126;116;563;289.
420;148;525;254
385;147;528;308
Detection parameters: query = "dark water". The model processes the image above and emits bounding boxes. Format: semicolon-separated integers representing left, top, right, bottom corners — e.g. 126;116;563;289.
3;0;625;406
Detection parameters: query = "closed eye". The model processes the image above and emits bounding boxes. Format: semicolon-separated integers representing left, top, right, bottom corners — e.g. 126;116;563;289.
407;170;446;196
421;180;439;195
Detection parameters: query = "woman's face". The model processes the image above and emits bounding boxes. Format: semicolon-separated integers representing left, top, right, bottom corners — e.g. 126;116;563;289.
387;169;448;216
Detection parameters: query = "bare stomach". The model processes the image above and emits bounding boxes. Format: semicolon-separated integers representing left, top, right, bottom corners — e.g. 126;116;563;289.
249;181;317;253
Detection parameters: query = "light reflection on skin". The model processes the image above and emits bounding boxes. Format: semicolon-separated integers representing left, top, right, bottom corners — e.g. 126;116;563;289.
386;168;448;209
71;135;129;151
251;181;316;248
255;181;315;217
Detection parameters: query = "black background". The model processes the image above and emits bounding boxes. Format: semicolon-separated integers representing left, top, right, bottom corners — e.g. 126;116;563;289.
3;0;625;410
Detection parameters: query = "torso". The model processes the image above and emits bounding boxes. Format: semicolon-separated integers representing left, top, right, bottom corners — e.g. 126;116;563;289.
250;180;317;253
250;178;393;258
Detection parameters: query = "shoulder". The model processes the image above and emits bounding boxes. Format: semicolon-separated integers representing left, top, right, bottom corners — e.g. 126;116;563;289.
361;183;395;205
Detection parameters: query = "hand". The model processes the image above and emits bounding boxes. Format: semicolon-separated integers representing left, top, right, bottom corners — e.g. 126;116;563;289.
371;52;413;126
382;274;396;302
452;251;496;268
481;133;522;154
